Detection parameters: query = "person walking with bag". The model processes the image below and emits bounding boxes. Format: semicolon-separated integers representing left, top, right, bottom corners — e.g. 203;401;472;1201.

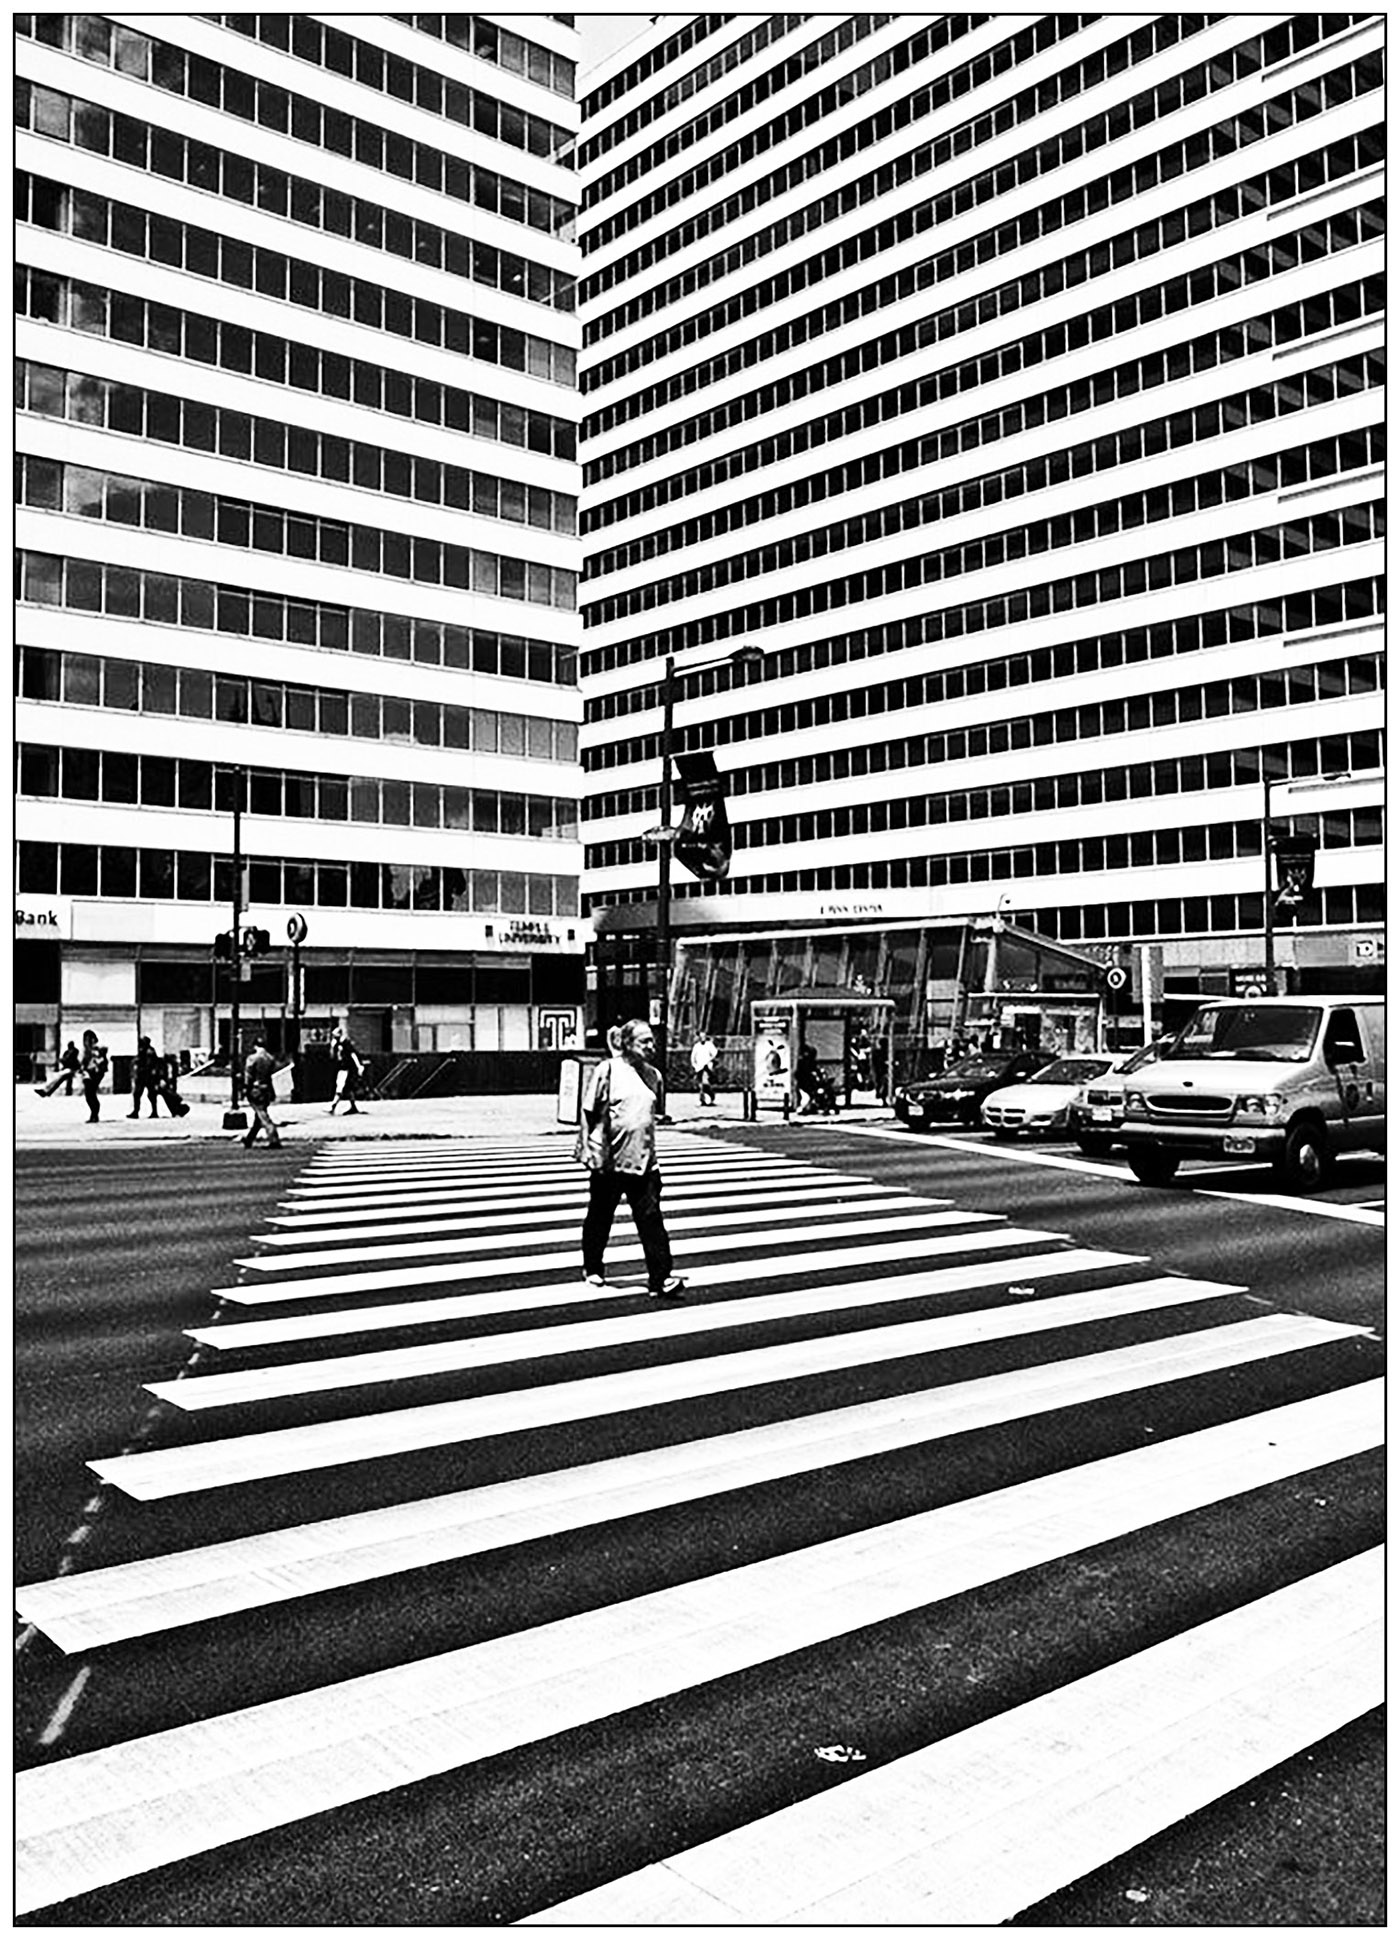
241;1035;282;1149
328;1028;365;1115
127;1036;165;1118
78;1030;108;1123
577;1019;684;1300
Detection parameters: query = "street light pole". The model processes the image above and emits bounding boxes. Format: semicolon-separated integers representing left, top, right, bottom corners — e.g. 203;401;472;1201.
655;652;677;1083
230;764;244;1113
1262;761;1275;991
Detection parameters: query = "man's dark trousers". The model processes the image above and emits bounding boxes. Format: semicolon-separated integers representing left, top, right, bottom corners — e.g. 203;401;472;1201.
582;1166;672;1288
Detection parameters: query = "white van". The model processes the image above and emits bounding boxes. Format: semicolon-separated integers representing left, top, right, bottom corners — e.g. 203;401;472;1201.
1119;995;1385;1191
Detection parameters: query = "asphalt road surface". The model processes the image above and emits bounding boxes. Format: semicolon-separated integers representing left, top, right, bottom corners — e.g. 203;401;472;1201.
14;1122;1383;1925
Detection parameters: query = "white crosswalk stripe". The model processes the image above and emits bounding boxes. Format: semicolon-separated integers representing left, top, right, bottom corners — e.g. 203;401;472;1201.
16;1129;1382;1922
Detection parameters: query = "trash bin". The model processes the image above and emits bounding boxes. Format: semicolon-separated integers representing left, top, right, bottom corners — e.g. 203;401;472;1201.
557;1051;605;1126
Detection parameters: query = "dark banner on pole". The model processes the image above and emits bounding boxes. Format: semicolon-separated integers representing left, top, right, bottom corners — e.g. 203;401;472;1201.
672;751;733;882
1272;831;1318;908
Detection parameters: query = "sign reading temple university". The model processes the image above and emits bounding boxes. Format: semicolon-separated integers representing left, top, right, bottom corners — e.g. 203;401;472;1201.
15;896;72;939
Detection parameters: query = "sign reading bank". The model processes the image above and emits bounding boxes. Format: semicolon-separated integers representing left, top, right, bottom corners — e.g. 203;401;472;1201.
15;895;72;940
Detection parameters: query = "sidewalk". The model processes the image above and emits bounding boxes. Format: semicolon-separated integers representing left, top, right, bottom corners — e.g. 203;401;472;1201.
14;1085;855;1150
14;1083;896;1149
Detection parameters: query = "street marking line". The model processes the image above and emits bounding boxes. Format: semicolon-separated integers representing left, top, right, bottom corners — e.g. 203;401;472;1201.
211;1217;1027;1305
18;1314;1363;1653
268;1179;896;1232
164;1228;1088;1407
526;1547;1383;1926
835;1124;1388;1223
21;1391;1380;1915
255;1187;920;1248
191;1232;1084;1350
235;1205;986;1274
278;1159;854;1207
35;1666;91;1751
98;1267;1230;1495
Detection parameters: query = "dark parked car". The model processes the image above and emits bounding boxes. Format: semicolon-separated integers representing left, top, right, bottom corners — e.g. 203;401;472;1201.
894;1050;1050;1129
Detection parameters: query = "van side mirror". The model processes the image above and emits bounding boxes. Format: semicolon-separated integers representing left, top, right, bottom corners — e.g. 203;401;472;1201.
1326;1037;1363;1066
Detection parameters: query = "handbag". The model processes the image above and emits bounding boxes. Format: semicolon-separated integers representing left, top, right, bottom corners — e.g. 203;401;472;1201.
573;1059;612;1172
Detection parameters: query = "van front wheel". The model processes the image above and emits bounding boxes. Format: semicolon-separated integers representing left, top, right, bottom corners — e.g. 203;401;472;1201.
1276;1121;1330;1193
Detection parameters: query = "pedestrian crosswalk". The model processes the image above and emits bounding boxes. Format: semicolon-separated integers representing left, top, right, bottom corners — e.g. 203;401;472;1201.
15;1129;1383;1922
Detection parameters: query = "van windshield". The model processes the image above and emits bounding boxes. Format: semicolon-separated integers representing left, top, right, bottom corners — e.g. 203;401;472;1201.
1166;1004;1321;1063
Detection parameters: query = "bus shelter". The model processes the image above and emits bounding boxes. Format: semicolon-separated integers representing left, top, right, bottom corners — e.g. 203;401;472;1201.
748;986;896;1117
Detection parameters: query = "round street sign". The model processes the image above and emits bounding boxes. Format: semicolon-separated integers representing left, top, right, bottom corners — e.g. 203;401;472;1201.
1105;966;1129;992
286;913;308;944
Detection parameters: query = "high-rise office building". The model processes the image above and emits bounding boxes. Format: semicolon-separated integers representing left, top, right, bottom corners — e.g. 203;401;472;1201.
15;12;583;1078
578;15;1384;1065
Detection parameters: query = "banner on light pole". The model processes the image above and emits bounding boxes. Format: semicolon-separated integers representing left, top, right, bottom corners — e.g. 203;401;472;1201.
672;751;733;882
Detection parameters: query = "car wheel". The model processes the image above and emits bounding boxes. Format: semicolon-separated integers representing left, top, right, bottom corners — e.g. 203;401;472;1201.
1128;1148;1179;1186
1076;1134;1113;1157
1275;1120;1330;1192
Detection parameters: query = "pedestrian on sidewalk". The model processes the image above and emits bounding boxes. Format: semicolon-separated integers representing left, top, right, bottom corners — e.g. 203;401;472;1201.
127;1036;166;1118
78;1031;108;1123
577;1019;684;1300
35;1040;80;1097
241;1036;282;1149
328;1028;365;1115
690;1030;718;1107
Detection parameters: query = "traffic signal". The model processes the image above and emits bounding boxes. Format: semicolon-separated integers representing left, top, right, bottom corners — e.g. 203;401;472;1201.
214;931;236;960
241;927;271;956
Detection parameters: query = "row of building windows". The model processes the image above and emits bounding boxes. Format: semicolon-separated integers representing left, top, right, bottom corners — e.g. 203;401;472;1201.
16;551;577;685
587;11;1218;315
587;212;1381;493
125;954;581;1011
15;841;580;919
641;879;1388;948
17;743;578;839
586;64;1382;388
585;12;901;213
583;125;1382;437
17;457;579;609
18;48;572;247
18;361;578;537
581;13;727;122
1025;886;1383;947
595;804;1383;884
385;13;576;98
585;495;1382;676
594;655;1383;803
585;427;1383;626
16;645;580;762
577;15;805;171
585;574;1383;749
585;275;1382;532
589;729;1384;873
19;12;573;162
16;85;576;312
587;355;1380;578
16;269;576;462
589;14;1357;308
16;173;578;386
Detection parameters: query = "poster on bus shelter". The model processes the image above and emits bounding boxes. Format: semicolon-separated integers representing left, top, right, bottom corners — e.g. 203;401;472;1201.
752;1007;792;1105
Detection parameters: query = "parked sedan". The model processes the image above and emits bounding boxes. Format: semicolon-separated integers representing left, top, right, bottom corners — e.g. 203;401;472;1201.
980;1054;1122;1138
894;1050;1050;1129
1066;1039;1173;1154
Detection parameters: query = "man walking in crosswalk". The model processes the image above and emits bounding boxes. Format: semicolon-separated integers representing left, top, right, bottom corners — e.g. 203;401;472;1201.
578;1018;684;1299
